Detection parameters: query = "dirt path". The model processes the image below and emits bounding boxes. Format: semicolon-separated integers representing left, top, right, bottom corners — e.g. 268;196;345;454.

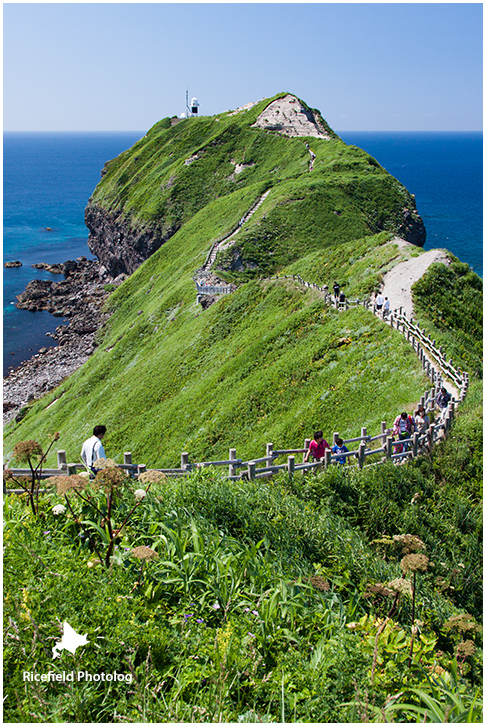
380;241;449;318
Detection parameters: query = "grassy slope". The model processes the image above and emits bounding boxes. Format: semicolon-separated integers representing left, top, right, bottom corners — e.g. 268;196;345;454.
3;95;479;472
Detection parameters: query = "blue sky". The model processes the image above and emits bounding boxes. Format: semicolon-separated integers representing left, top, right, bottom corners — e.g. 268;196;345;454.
3;3;483;132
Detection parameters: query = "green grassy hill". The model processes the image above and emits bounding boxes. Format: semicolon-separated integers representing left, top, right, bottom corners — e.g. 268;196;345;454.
3;94;483;723
4;93;436;465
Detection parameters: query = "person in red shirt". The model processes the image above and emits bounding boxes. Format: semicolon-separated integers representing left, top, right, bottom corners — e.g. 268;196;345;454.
304;430;331;462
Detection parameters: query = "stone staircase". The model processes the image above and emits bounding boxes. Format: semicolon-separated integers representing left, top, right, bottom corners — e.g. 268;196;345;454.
195;189;271;290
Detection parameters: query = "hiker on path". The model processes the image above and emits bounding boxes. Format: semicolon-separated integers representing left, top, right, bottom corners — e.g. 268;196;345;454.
339;290;346;305
304;430;332;463
332;438;349;465
414;406;430;434
375;292;385;312
333;282;340;299
81;425;107;476
383;297;390;317
436;387;451;418
393;412;415;451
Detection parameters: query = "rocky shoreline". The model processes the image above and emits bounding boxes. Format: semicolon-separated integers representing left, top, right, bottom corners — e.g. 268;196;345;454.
3;257;125;425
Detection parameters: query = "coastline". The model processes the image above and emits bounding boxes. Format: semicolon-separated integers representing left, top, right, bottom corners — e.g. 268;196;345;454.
3;259;117;425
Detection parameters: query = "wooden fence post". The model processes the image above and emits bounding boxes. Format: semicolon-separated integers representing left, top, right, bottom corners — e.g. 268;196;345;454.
137;464;147;477
361;426;367;441
333;432;339;445
67;463;77;476
428;424;435;450
358;442;366;469
57;450;67;469
381;421;387;443
124;452;132;466
248;462;256;481
412;432;419;458
287;455;295;478
385;436;393;460
181;452;189;470
303;438;311;462
324;450;331;468
229;448;237;478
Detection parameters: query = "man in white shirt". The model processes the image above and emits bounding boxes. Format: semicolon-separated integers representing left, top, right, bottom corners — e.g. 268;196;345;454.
81;425;107;473
375;292;385;311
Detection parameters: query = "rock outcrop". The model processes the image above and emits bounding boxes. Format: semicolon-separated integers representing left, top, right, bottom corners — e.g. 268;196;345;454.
85;205;176;277
251;94;330;138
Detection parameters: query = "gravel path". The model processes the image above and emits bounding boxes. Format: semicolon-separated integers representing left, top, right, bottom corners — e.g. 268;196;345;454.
380;241;450;318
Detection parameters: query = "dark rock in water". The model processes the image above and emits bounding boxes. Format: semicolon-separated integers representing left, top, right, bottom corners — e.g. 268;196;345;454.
31;262;64;273
62;260;78;275
4;260;22;268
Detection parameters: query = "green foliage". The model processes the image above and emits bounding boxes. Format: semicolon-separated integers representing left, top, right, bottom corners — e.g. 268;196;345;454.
4;409;482;722
412;259;483;377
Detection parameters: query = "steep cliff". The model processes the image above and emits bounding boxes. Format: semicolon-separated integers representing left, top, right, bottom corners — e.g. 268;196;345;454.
85;92;425;278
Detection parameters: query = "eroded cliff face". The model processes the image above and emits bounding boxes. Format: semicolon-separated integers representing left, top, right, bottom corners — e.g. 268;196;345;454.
85;204;177;277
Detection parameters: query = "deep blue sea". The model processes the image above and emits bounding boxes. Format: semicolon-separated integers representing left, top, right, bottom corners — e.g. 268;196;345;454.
3;131;483;375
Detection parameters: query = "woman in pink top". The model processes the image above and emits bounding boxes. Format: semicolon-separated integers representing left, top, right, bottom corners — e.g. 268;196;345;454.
304;430;331;462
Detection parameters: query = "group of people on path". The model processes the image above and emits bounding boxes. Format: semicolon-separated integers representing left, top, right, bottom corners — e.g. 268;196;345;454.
374;292;390;317
83;387;452;474
330;284;391;316
304;386;452;465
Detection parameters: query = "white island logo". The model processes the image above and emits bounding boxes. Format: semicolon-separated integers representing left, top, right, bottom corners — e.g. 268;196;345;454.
52;621;89;658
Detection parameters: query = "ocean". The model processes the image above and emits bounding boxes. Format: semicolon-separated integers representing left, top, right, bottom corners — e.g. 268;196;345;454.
3;130;483;375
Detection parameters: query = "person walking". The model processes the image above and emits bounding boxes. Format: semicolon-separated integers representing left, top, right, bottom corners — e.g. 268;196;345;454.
304;431;332;463
81;425;107;476
436;387;451;419
383;297;390;317
414;406;430;434
392;412;415;451
333;282;340;299
375;292;385;312
332;438;349;465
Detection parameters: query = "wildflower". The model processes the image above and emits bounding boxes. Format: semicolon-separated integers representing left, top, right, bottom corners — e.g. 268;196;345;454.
196;619;204;624
139;470;167;485
243;608;250;613
131;546;159;561
252;610;258;616
248;632;255;638
184;614;194;620
212;602;221;610
393;534;425;554
388;578;413;595
134;489;146;500
94;466;128;492
401;553;429;574
52;504;66;515
12;440;43;465
43;531;51;535
444;613;480;635
50;474;87;495
310;576;330;591
456;640;476;658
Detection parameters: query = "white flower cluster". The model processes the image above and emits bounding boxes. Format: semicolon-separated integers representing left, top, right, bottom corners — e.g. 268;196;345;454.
52;504;67;516
134;489;146;501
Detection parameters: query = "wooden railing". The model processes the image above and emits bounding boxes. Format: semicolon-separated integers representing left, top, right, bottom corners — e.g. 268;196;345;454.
6;271;469;491
6;392;457;490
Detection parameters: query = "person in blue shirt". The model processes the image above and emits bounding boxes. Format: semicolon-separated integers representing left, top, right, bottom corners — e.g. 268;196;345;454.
332;437;349;465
